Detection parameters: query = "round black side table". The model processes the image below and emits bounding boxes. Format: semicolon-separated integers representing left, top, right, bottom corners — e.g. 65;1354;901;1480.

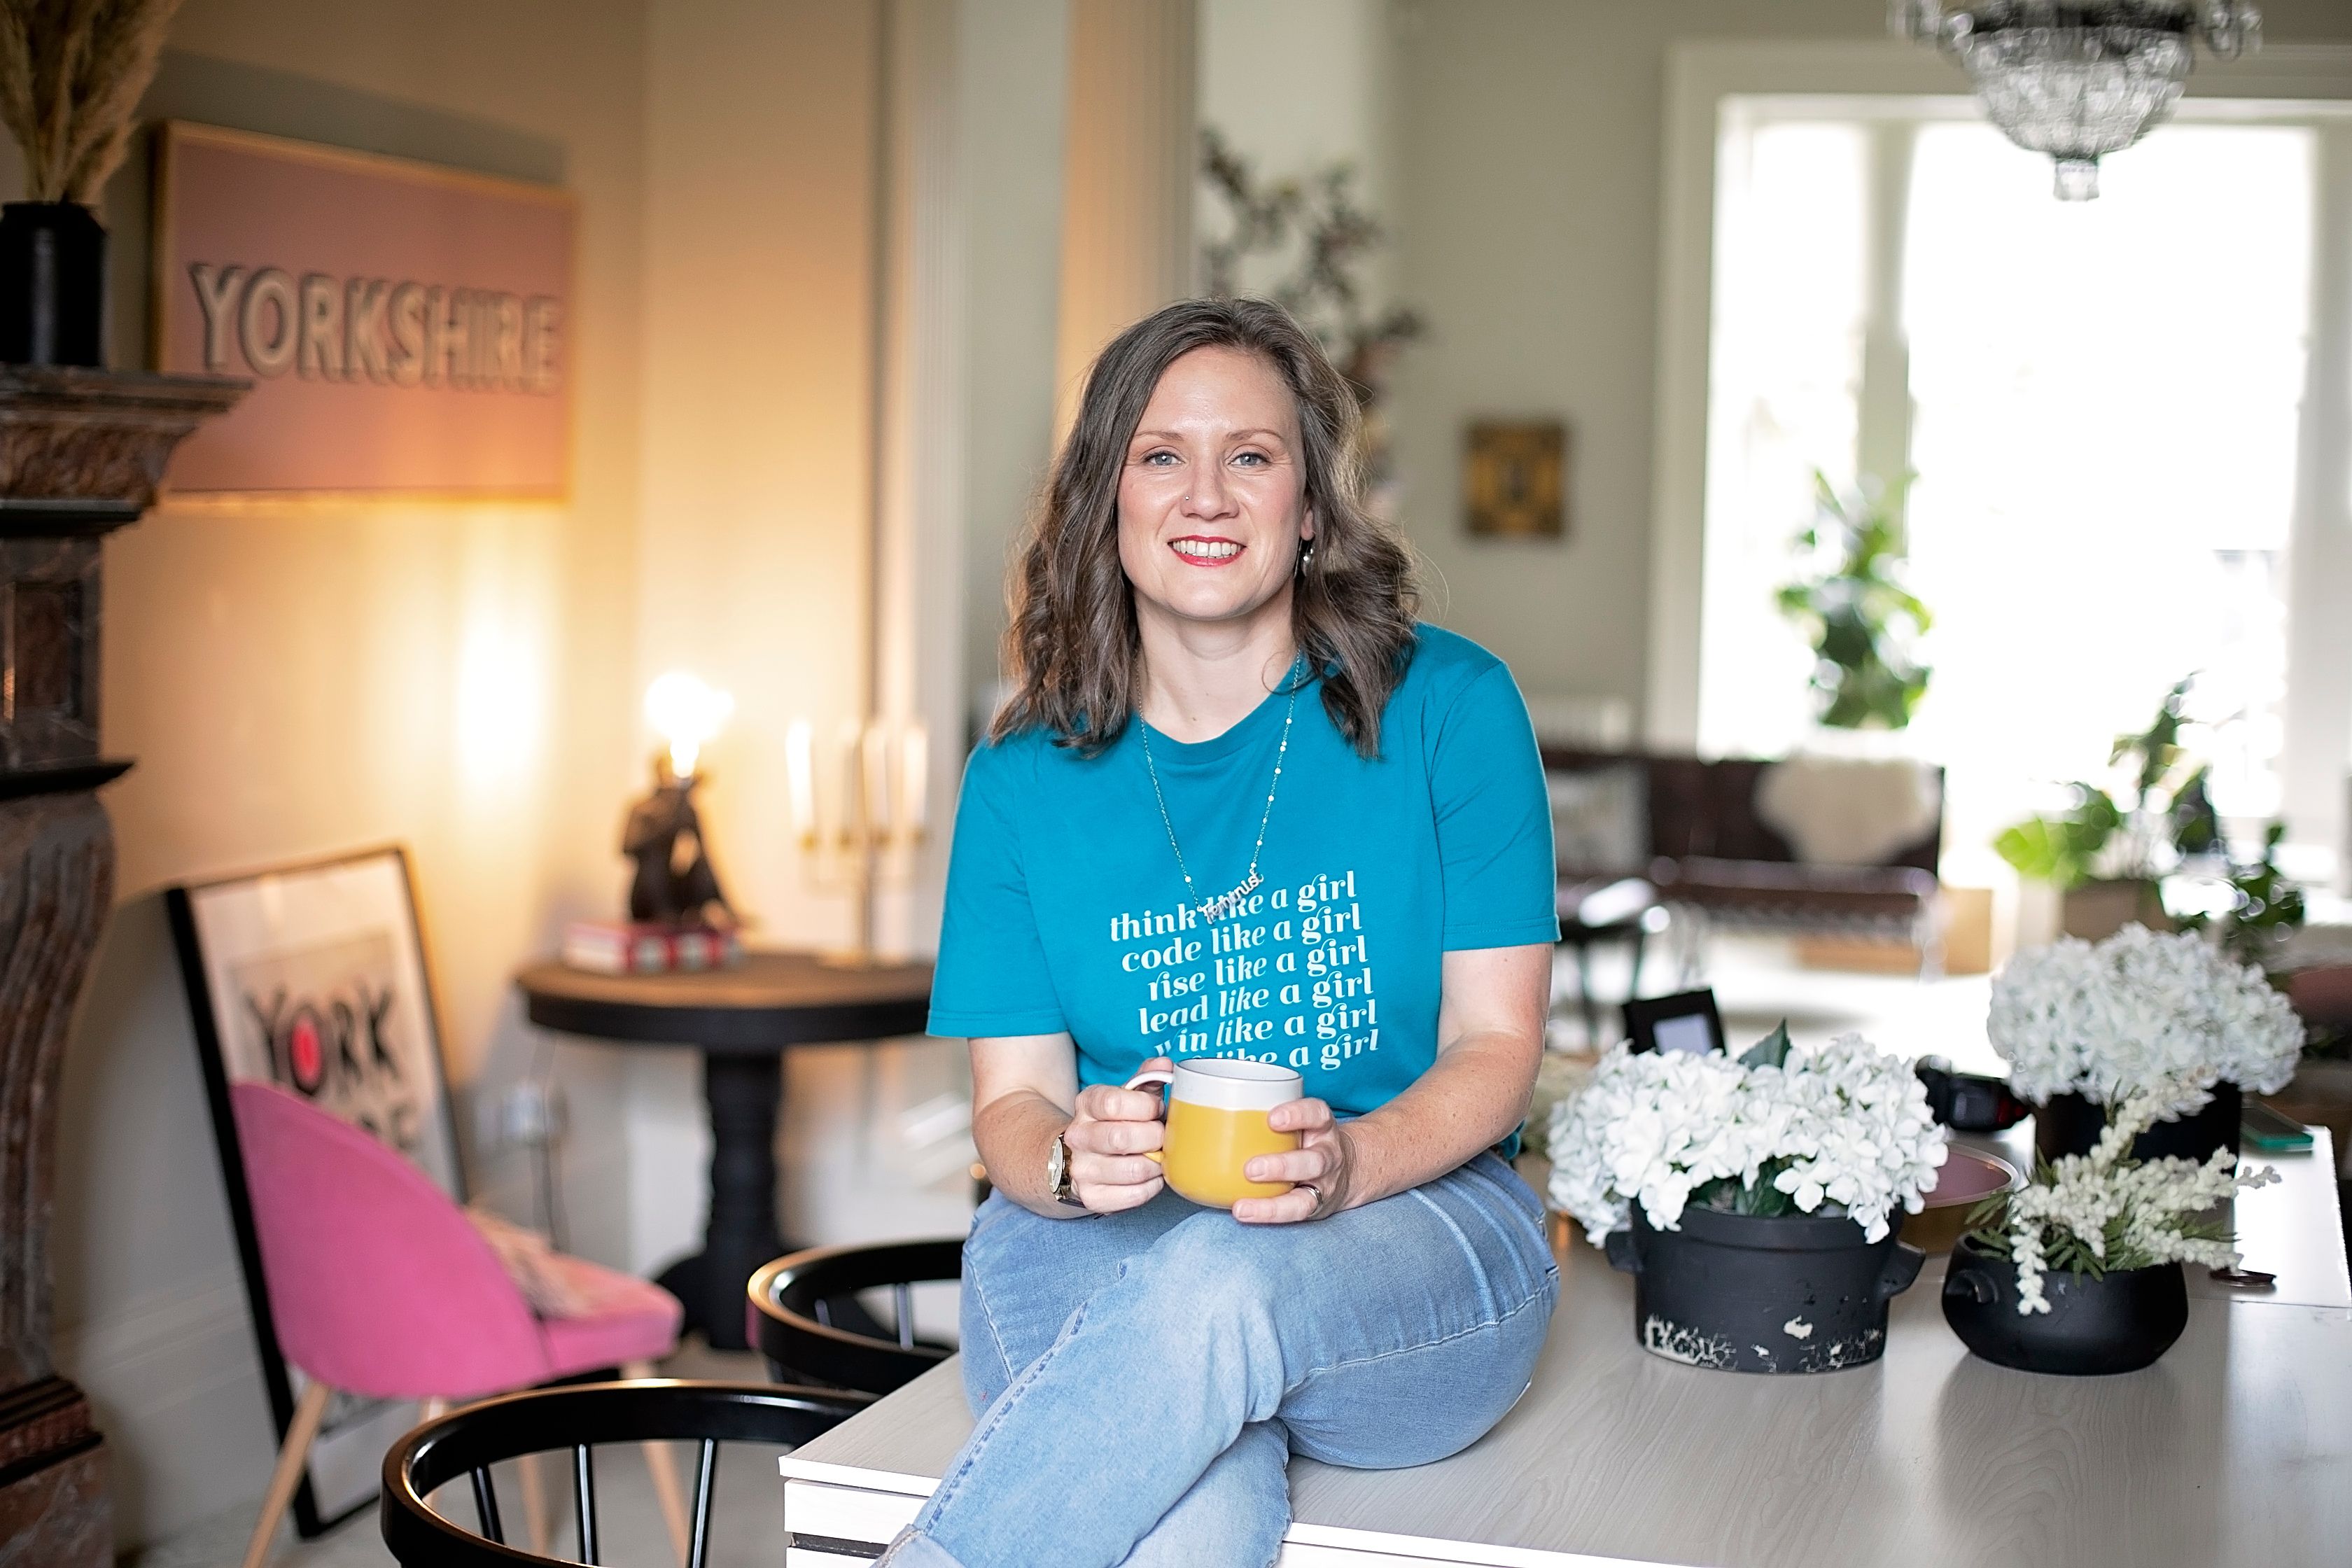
517;951;932;1350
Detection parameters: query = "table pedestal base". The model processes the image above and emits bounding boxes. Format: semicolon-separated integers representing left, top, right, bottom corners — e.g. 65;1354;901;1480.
660;1051;790;1351
517;951;934;1354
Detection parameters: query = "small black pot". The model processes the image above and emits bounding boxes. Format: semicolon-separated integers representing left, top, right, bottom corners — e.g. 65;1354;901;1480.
1604;1205;1925;1373
0;201;107;368
1942;1237;2188;1375
2033;1080;2241;1166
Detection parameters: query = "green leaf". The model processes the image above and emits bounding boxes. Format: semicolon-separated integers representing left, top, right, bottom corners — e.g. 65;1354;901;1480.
1776;469;1932;731
1740;1021;1793;1070
1734;1170;1798;1217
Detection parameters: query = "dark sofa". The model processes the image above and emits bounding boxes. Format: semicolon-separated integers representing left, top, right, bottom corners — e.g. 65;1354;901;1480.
1541;748;1944;952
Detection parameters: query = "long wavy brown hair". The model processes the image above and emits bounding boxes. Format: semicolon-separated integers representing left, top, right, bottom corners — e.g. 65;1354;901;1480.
993;298;1420;758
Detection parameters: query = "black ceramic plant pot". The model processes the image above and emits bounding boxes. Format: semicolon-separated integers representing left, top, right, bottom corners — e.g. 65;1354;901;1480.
0;201;106;367
2033;1080;2241;1166
1942;1236;2188;1375
1603;1205;1925;1373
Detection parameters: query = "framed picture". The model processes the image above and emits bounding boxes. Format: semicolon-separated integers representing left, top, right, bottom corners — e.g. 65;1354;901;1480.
1464;420;1567;538
166;846;460;1536
1623;990;1726;1058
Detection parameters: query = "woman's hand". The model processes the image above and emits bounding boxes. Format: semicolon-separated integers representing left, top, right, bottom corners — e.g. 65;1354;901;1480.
1061;1055;1171;1212
1233;1098;1359;1224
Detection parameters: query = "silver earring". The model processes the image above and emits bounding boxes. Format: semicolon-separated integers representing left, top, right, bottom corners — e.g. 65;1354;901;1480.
1297;539;1315;575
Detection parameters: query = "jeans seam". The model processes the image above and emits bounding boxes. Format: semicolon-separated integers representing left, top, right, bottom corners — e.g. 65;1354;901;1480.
962;1247;1017;1399
928;1294;1093;1518
1283;1269;1558;1396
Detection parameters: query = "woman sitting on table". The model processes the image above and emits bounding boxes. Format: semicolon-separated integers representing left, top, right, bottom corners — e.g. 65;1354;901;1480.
883;298;1560;1568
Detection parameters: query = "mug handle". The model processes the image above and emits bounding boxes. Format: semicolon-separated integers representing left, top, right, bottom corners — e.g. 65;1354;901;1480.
1121;1069;1174;1165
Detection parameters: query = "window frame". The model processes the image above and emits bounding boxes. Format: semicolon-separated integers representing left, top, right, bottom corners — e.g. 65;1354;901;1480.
1650;40;2352;882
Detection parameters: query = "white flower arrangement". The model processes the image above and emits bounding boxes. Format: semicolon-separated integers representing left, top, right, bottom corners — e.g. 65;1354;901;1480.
1967;1074;2278;1315
1547;1030;1949;1246
1987;924;2304;1105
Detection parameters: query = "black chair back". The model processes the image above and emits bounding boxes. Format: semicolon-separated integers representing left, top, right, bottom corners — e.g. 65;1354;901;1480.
380;1378;869;1568
747;1238;964;1395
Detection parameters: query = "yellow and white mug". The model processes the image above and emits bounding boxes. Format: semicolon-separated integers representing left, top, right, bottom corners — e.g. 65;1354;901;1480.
1124;1058;1303;1208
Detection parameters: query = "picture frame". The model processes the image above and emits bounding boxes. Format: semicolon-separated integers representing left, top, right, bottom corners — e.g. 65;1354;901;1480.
1464;420;1568;538
165;845;461;1537
1623;989;1726;1058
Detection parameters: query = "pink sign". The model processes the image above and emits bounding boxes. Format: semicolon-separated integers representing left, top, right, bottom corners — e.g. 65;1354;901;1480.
152;121;573;497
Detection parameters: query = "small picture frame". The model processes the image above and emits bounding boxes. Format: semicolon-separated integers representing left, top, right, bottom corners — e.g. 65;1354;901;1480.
1623;990;1726;1058
1464;420;1567;538
166;845;460;1536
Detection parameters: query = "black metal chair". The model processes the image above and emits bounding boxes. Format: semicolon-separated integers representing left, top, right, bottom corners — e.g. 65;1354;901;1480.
747;1238;964;1395
1557;876;1670;1045
379;1378;869;1568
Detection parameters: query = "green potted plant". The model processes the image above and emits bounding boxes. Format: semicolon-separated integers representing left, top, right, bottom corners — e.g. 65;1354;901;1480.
1994;676;2221;938
2178;820;2305;970
0;0;182;366
1775;471;1932;732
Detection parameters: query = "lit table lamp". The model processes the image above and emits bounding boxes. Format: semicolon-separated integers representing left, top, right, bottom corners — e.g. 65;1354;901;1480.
627;672;736;925
566;674;741;975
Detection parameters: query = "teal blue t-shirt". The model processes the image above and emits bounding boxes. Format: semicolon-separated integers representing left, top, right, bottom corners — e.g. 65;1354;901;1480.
928;625;1558;1115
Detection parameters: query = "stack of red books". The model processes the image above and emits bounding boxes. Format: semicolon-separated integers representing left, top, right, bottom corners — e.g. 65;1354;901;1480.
561;920;742;974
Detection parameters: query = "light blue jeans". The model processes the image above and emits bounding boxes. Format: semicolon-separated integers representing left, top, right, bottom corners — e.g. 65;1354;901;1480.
879;1152;1558;1568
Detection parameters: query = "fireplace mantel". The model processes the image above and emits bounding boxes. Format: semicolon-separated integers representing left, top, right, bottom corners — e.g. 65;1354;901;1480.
0;364;245;1566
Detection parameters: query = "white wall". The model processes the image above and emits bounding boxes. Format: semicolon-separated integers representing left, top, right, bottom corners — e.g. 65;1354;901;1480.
957;0;1069;725
1198;0;1396;303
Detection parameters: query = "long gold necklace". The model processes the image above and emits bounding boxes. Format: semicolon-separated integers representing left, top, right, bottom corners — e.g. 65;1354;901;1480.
1137;658;1302;924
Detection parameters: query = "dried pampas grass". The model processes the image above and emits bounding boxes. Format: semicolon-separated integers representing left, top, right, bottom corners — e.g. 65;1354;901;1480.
0;0;183;206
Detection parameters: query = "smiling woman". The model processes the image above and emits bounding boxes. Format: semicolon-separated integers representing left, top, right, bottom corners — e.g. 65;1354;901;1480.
995;298;1418;758
887;299;1563;1568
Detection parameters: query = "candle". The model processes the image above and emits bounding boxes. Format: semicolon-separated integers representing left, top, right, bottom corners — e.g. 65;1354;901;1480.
836;718;865;841
862;722;895;839
785;719;816;843
899;720;929;840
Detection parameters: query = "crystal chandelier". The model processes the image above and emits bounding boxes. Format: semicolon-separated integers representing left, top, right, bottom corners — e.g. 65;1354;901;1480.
1893;2;2262;200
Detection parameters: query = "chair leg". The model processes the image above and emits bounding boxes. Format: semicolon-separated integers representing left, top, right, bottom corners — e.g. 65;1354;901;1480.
518;1451;551;1556
1574;941;1599;1049
626;1358;692;1564
241;1378;331;1568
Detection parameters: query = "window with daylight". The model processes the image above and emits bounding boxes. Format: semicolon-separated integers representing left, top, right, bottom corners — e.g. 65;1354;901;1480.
1698;99;2344;880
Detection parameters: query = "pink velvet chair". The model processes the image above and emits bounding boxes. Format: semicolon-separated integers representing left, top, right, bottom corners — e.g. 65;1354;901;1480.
229;1080;690;1567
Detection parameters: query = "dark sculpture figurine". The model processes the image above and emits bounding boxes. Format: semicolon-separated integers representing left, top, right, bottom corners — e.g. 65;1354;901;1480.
623;755;734;925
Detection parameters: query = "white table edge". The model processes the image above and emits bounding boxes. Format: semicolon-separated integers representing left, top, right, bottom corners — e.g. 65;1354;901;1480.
778;1458;1679;1568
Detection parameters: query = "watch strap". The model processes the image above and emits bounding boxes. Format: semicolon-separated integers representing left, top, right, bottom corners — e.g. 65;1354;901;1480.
1049;1130;1086;1209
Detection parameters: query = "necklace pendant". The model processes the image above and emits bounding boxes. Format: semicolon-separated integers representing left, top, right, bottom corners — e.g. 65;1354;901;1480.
1197;867;1263;924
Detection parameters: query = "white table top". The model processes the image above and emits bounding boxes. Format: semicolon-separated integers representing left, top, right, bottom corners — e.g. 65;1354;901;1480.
781;1133;2352;1568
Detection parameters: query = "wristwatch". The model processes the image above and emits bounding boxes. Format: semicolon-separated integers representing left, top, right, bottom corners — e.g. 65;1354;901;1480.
1046;1130;1087;1210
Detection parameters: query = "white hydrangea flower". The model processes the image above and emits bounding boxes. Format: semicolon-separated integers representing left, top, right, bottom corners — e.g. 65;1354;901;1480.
1546;1032;1949;1246
1988;924;2304;1105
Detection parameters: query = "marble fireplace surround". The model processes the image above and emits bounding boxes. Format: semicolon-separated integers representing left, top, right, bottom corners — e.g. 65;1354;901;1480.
0;365;244;1567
